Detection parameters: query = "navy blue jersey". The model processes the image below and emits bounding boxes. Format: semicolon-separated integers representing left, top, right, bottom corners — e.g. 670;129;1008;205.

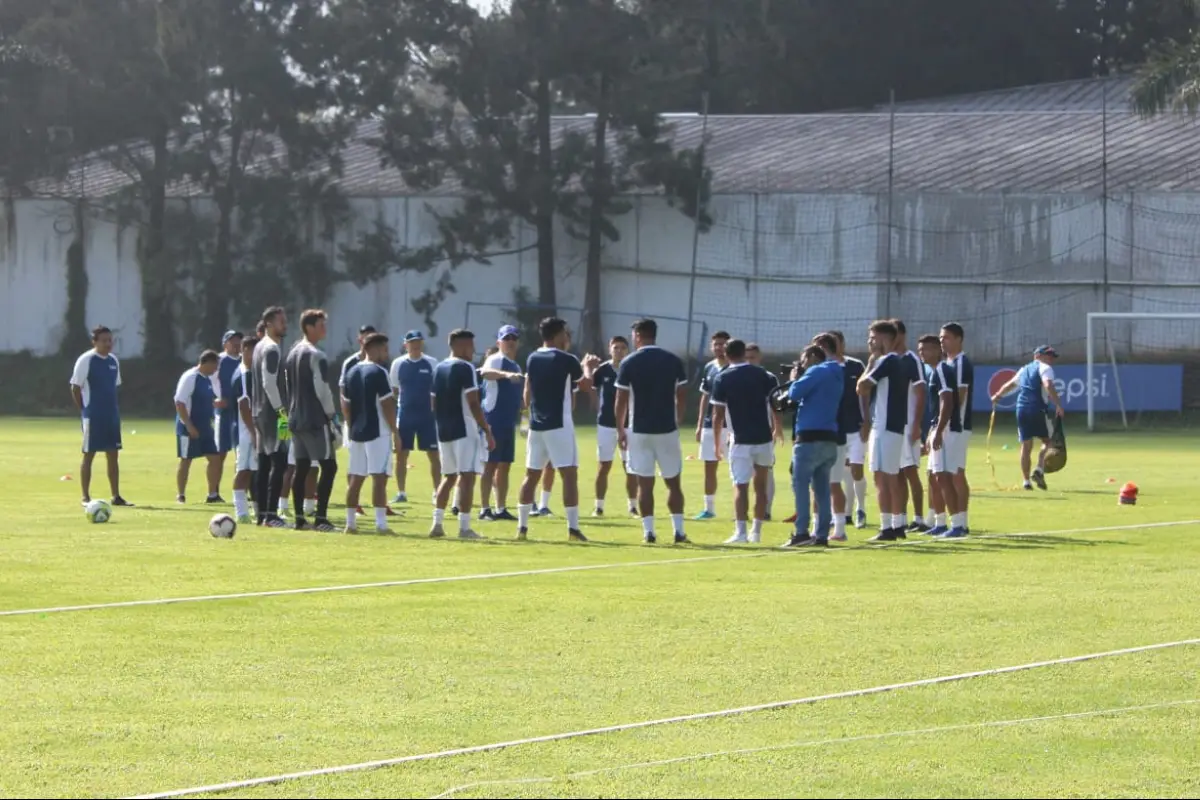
862;352;915;434
70;349;122;423
615;346;687;435
709;363;778;446
837;356;866;444
432;358;479;442
481;353;522;427
698;359;726;429
390;354;439;420
344;361;392;442
174;367;218;436
1016;360;1055;414
593;360;620;428
938;353;975;433
339;351;364;388
525;348;583;432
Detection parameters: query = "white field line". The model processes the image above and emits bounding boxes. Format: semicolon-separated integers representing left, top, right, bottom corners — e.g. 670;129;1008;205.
125;636;1200;799
4;518;1196;619
429;698;1200;798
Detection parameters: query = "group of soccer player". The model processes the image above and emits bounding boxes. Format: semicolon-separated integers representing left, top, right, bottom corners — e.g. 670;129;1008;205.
68;306;986;545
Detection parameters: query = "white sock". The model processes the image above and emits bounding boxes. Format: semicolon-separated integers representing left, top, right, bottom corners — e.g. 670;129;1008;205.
853;479;866;513
642;516;655;535
595;498;605;511
628;497;638;512
671;513;684;535
233;490;248;517
881;512;894;529
936;512;948;527
304;497;316;515
766;472;775;514
278;498;289;513
566;506;580;530
518;504;532;529
896;513;907;529
751;518;764;537
925;508;936;527
497;506;506;514
842;477;854;512
951;512;965;529
833;516;846;537
375;507;387;529
961;510;969;528
345;512;357;530
540;490;552;509
704;495;715;513
459;512;471;532
433;507;445;525
735;519;748;537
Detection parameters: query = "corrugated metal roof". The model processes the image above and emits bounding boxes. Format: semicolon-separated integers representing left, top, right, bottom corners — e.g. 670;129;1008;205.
18;104;1200;198
873;75;1136;112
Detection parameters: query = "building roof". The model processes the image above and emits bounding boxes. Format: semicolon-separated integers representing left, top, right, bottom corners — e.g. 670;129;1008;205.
871;74;1137;113
16;77;1200;198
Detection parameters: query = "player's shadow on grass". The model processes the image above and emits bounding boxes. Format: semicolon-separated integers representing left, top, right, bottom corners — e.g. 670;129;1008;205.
885;535;1130;555
974;493;1066;501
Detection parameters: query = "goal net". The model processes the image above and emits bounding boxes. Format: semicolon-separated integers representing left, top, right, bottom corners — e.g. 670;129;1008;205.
1085;313;1199;431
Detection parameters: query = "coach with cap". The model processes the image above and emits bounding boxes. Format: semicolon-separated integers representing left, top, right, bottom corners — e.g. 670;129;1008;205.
782;341;843;547
990;344;1064;491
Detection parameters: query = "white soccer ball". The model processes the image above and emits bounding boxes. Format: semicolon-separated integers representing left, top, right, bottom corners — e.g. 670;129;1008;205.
209;513;237;539
85;499;112;524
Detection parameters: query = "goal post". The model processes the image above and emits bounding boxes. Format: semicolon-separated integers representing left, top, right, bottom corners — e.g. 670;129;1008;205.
1085;312;1200;431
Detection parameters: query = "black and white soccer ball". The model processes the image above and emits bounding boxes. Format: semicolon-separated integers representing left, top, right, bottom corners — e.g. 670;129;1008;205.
209;513;237;539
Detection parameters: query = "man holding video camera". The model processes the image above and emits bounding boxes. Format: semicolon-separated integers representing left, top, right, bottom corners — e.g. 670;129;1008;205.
781;342;844;547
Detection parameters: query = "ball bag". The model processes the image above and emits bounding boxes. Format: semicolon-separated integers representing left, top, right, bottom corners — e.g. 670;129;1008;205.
1042;416;1067;474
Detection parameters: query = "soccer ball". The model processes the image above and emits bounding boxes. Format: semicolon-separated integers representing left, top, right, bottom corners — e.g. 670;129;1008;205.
209;513;237;539
85;499;112;524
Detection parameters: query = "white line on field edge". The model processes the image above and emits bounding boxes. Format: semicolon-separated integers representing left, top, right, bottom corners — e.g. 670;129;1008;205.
125;636;1200;799
5;519;1196;618
429;698;1200;798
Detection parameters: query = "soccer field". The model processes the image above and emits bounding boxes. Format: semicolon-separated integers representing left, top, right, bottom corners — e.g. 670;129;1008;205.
1;417;1198;799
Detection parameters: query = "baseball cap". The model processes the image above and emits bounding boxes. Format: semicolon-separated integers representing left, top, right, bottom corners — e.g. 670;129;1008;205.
221;330;242;344
404;330;424;342
498;325;520;340
1033;345;1059;358
358;324;377;335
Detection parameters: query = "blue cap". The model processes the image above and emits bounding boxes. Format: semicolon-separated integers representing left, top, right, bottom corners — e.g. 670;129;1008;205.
221;330;242;344
498;325;520;340
404;330;424;342
1033;344;1059;358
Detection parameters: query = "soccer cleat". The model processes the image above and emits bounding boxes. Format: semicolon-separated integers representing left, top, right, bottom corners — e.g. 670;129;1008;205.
725;532;749;544
429;524;445;538
392;492;408;504
868;529;899;542
385;506;399;517
830;531;848;542
354;505;366;516
312;518;336;533
673;532;690;544
628;505;639;516
781;534;812;548
939;527;968;538
451;505;460;515
535;506;553;516
293;517;309;530
205;495;225;504
516;527;528;541
644;531;657;544
693;510;716;520
748;530;762;544
1023;481;1034;490
111;497;134;507
927;525;950;537
264;515;287;528
793;537;828;547
763;513;772;521
374;527;395;536
176;494;186;504
592;508;604;517
907;521;930;533
494;509;517;521
1032;470;1048;490
783;512;798;524
568;529;588;542
855;510;867;528
479;508;495;521
236;513;252;524
844;515;853;526
458;529;484;540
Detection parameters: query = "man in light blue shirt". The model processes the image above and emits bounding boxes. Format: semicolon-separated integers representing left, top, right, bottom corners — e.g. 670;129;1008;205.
784;343;843;547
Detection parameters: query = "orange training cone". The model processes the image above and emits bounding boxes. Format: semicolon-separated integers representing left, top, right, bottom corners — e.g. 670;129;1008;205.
1118;482;1138;506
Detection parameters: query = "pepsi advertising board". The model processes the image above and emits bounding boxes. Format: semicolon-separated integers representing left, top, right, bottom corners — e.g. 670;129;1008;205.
973;365;1183;413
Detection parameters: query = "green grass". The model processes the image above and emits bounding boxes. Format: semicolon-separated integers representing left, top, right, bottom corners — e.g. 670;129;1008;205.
0;417;1198;799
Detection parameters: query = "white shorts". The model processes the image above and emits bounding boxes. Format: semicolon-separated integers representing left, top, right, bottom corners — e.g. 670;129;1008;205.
849;432;866;466
440;432;484;475
940;431;970;474
928;439;944;474
628;432;684;479
699;427;732;461
900;426;921;469
830;443;848;483
596;426;628;465
349;435;393;477
526;427;578;470
235;434;258;472
728;442;774;485
341;422;351;450
871;430;904;475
